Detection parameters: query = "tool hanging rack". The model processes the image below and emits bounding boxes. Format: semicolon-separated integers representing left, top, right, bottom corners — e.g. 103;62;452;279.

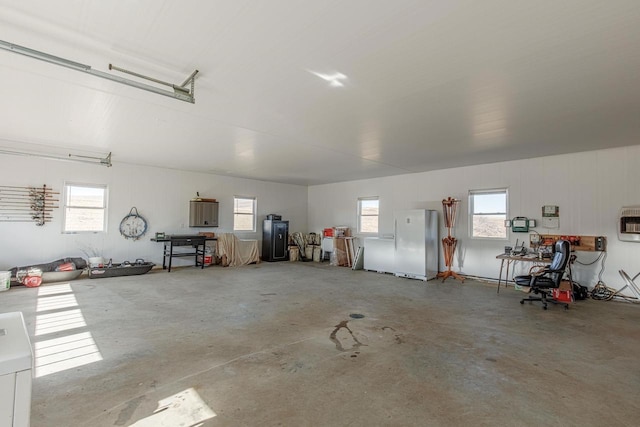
0;184;59;226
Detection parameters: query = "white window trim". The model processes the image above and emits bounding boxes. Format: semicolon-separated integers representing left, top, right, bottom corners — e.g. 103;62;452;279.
468;188;508;240
233;195;257;232
357;196;379;235
62;182;108;234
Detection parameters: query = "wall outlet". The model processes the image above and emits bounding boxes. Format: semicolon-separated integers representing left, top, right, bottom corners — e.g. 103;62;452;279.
530;233;540;244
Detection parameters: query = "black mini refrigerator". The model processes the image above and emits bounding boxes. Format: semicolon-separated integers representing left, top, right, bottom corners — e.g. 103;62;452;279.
262;219;289;262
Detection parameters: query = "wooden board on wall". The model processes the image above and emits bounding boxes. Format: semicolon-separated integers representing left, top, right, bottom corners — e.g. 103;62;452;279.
533;234;606;252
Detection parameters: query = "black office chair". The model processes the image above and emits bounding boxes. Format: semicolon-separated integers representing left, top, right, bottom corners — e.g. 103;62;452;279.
514;240;571;310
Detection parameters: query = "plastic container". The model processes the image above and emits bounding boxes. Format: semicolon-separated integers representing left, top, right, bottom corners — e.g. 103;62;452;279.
88;257;104;268
197;254;213;266
197;246;213;266
552;288;573;303
0;271;10;291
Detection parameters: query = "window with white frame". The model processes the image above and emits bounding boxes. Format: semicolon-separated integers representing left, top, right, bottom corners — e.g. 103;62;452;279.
63;183;108;233
233;196;256;231
357;197;379;234
468;189;508;239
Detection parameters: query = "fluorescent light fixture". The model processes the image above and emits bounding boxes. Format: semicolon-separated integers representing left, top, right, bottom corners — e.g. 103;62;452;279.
309;70;348;87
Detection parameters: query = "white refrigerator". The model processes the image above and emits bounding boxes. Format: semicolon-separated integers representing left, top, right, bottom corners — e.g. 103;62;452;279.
394;209;439;280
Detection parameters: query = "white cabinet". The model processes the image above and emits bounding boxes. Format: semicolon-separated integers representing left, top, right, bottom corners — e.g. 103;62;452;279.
0;312;33;427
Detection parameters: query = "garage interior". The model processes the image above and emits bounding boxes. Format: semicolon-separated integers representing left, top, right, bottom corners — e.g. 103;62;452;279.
1;1;640;426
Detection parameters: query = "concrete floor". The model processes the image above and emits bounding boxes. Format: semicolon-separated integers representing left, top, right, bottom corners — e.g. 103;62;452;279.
2;262;640;426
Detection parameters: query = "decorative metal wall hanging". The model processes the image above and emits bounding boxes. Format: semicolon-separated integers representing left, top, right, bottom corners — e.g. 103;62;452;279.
119;207;148;240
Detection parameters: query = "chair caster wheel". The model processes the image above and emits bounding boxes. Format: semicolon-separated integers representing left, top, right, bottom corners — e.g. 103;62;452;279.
543;305;548;310
520;300;524;304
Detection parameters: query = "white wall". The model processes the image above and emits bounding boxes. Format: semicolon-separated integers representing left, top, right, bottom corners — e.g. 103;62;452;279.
308;145;640;293
0;156;308;270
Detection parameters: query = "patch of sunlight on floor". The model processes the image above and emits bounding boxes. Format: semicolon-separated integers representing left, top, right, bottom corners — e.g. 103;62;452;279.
130;388;216;427
36;294;78;312
33;283;103;378
35;309;86;336
34;332;103;377
37;283;73;296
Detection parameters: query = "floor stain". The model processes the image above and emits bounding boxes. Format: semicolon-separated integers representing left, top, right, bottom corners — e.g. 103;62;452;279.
115;395;145;426
330;320;365;352
382;326;403;344
554;369;569;377
260;293;277;296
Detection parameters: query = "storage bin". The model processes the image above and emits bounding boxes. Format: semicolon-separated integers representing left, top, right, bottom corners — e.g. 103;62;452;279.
0;271;10;291
552;288;573;303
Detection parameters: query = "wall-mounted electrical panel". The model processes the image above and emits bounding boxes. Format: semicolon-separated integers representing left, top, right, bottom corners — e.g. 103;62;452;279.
542;205;559;228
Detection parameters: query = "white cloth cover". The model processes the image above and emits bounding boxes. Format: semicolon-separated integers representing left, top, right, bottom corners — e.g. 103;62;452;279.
216;233;260;267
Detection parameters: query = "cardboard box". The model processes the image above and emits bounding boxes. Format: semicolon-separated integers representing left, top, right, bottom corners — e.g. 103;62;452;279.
559;280;572;291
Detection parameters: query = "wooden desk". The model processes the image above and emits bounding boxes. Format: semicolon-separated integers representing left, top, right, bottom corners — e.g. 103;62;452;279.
496;253;550;293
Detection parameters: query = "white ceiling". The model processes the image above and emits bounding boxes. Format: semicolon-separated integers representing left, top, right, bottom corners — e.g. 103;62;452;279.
1;0;639;185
